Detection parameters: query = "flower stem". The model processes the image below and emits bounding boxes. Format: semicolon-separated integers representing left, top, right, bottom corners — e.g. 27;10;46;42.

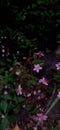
45;97;59;115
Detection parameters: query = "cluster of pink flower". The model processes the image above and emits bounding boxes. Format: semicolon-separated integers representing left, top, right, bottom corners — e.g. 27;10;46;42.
34;51;44;58
36;112;48;122
16;84;41;98
33;63;48;86
33;113;48;130
1;50;60;130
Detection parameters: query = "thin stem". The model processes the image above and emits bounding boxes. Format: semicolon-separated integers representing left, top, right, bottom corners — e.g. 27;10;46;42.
45;97;59;115
45;86;56;112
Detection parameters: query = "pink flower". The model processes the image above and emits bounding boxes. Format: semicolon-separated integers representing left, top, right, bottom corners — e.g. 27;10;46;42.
37;96;41;100
33;64;42;73
39;108;44;112
4;85;8;89
1;36;7;39
38;89;41;93
39;77;48;86
15;71;20;76
15;62;20;66
56;62;60;70
33;90;37;95
2;49;5;53
17;85;22;95
33;127;37;130
37;113;48;121
17;51;20;54
1;45;5;48
1;114;5;119
2;54;5;57
23;105;26;108
9;67;13;72
57;91;60;98
35;51;44;58
26;93;31;97
23;57;27;60
4;36;7;39
4;91;8;95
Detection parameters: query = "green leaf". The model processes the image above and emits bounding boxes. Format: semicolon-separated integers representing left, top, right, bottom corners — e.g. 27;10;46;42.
8;115;16;122
31;107;39;114
25;101;31;111
0;101;8;113
18;96;25;103
27;76;37;86
13;105;21;114
0;117;9;130
25;104;31;111
32;4;37;8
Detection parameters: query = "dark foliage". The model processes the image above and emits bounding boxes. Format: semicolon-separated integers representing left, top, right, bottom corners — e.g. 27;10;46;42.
0;0;60;58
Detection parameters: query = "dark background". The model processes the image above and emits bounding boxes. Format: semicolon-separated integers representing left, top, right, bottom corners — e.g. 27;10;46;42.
0;0;60;58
